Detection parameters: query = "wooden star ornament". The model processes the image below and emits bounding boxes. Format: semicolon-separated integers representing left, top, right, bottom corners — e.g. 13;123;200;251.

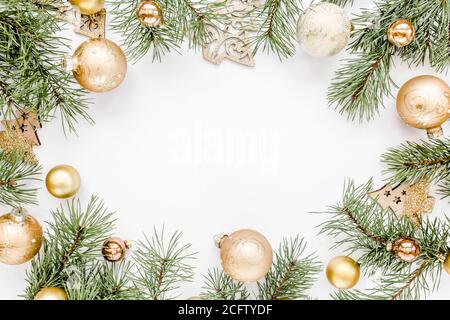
368;181;435;225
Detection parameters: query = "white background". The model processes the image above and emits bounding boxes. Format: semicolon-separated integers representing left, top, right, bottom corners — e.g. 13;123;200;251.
0;0;449;300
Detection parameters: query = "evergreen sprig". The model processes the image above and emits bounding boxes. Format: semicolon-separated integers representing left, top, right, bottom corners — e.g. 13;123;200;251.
201;268;250;300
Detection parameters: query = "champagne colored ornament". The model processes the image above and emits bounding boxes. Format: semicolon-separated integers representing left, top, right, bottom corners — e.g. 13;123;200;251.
46;165;81;199
388;237;421;263
102;237;130;262
0;208;43;265
396;75;450;138
70;0;104;15
34;287;68;300
296;2;351;57
217;229;273;282
443;254;450;275
326;256;360;289
64;38;127;93
387;19;415;47
137;0;164;28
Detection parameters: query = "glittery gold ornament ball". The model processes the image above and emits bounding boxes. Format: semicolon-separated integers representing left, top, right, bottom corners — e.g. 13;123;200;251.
65;38;127;93
326;256;360;289
396;75;450;138
34;287;68;300
390;237;421;263
137;0;164;27
0;208;43;265
46;165;81;199
443;254;450;275
70;0;104;15
387;19;415;47
102;237;129;262
218;229;273;282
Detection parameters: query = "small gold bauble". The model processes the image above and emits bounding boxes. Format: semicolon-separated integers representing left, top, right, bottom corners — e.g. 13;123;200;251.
64;38;127;93
218;229;273;282
390;237;421;263
396;75;449;138
0;208;43;265
102;237;129;262
443;254;450;275
137;0;164;27
34;287;68;300
46;164;81;199
387;19;415;47
326;256;360;289
70;0;104;15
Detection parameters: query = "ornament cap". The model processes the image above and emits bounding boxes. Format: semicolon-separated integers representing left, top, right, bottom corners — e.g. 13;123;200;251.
214;233;227;248
62;54;78;73
10;207;27;223
426;126;443;139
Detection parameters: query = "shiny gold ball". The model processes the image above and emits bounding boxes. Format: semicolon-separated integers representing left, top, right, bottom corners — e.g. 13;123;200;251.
68;38;127;93
396;75;449;138
391;237;421;263
443;255;450;275
219;229;273;282
388;19;415;47
102;237;129;262
326;256;360;289
70;0;104;15
0;208;43;265
46;165;81;199
34;287;68;300
137;1;164;27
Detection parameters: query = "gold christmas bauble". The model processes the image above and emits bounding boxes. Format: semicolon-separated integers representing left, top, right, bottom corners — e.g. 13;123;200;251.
218;229;273;282
102;237;129;262
65;38;127;93
443;254;450;275
326;256;360;289
390;237;421;263
387;19;415;47
34;287;68;300
70;0;104;15
396;75;449;138
46;165;81;199
137;0;164;27
0;208;43;265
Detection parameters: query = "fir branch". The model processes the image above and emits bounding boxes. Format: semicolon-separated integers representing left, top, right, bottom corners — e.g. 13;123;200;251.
437;179;450;201
257;236;321;300
133;227;196;300
201;268;250;300
97;260;141;300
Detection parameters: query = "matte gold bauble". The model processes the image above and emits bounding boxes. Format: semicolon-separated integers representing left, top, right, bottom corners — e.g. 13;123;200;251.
0;208;43;265
46;165;81;199
443;254;450;275
326;256;360;289
70;0;104;15
396;75;449;138
388;19;415;47
218;229;273;282
102;237;129;262
64;38;127;93
389;237;420;263
137;1;164;27
34;287;68;300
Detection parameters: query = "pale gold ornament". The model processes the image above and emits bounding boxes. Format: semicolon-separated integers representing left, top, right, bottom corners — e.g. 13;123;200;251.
326;256;360;289
396;75;450;138
387;19;415;47
102;237;130;262
137;1;164;28
443;254;450;275
388;237;421;263
34;287;68;300
64;38;127;93
218;229;273;282
70;0;104;15
0;208;43;265
46;165;81;199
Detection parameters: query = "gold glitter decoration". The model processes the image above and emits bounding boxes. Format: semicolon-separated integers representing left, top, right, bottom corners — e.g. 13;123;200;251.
388;237;421;263
0;129;37;164
387;19;415;47
2;110;41;146
369;181;435;225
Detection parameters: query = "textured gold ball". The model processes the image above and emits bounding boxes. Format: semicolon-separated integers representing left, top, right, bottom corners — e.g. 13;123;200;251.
219;229;273;282
102;237;128;262
0;209;43;265
326;256;360;289
46;164;81;199
137;1;164;27
70;0;104;15
391;237;421;263
34;287;68;300
69;38;127;93
396;75;449;138
443;255;450;275
388;19;415;47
